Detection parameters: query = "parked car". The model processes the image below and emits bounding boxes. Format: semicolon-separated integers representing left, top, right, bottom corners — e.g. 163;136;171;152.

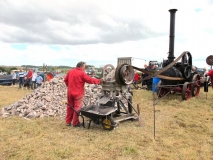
0;74;12;85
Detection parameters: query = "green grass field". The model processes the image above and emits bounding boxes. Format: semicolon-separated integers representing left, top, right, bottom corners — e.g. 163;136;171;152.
0;85;213;160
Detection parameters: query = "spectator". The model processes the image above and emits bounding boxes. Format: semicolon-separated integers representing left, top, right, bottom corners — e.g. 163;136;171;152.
18;69;25;90
142;64;149;88
191;66;197;74
10;71;17;87
133;70;140;86
151;65;156;70
64;61;104;127
23;76;30;89
26;68;33;89
206;69;213;89
32;70;37;89
203;68;208;77
36;73;43;88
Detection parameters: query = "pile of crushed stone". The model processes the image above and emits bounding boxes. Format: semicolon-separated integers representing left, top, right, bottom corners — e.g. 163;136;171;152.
1;75;102;120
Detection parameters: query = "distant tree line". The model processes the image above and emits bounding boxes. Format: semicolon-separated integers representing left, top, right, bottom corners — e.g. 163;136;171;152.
21;65;70;68
21;64;97;69
0;64;102;74
0;66;18;74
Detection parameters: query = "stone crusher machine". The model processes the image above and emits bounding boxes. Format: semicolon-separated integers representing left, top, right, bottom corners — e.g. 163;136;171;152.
133;9;201;100
79;64;138;131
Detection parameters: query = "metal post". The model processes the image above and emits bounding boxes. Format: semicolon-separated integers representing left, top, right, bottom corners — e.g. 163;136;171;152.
152;91;156;140
154;103;156;140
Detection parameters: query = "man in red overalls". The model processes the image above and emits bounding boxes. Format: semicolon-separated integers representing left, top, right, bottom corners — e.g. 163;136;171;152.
64;61;102;127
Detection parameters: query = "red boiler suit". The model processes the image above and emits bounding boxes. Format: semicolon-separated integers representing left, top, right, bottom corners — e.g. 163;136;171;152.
64;67;101;126
207;70;213;89
134;73;140;82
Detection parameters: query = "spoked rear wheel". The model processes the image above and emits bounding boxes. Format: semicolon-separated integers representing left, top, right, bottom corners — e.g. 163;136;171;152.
182;82;191;100
102;116;115;131
191;74;200;97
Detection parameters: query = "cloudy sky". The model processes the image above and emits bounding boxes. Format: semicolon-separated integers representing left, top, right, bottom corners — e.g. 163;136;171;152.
0;0;213;68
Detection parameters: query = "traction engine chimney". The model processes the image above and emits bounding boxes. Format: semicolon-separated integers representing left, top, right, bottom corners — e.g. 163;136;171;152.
168;9;177;64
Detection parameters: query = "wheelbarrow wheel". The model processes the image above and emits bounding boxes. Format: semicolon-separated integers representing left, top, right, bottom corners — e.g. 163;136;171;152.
102;116;115;131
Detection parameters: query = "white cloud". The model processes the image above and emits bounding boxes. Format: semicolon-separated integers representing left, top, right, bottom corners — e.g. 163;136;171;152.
0;0;213;69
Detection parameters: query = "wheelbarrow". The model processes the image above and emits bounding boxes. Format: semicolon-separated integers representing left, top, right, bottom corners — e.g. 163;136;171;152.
65;102;118;131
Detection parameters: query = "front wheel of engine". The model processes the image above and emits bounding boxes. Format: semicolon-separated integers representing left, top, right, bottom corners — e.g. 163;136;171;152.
191;74;200;97
182;82;191;100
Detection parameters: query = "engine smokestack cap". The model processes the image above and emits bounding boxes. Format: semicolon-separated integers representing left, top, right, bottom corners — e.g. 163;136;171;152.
169;9;178;12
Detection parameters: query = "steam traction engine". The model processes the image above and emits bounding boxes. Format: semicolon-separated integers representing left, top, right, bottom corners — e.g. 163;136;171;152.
134;9;201;100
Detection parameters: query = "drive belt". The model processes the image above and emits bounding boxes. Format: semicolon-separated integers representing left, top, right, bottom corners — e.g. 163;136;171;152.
132;51;187;81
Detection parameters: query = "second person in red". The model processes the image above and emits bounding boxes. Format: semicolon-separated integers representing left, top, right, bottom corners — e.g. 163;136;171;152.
133;70;140;86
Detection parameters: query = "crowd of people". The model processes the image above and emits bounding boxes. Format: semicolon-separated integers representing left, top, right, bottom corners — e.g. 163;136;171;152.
10;68;43;90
